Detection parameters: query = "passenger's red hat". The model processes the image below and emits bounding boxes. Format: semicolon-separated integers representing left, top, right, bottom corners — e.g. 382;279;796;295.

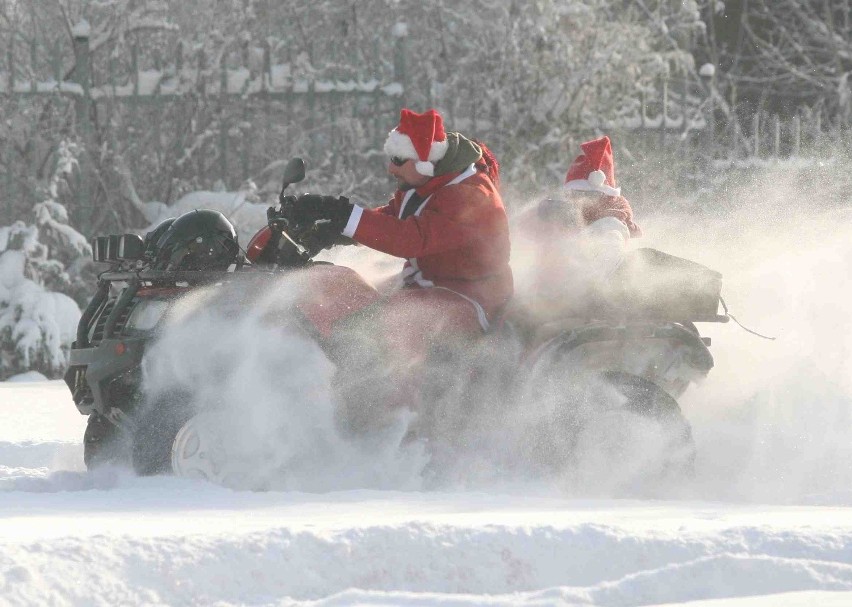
564;136;621;197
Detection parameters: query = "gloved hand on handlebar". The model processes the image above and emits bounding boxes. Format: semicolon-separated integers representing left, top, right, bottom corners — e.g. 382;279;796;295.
289;194;353;233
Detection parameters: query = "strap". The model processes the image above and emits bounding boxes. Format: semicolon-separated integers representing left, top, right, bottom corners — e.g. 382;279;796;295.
400;190;425;220
432;286;490;332
720;296;776;340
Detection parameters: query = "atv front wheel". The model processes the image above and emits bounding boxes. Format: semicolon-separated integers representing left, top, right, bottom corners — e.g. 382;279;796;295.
131;398;236;485
84;413;130;469
170;410;232;484
130;395;194;476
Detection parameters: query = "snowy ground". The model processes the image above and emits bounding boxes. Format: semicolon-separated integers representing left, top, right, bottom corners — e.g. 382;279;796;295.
2;377;852;605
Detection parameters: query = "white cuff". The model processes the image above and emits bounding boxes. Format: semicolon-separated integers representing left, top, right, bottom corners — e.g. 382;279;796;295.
342;205;364;238
587;216;629;241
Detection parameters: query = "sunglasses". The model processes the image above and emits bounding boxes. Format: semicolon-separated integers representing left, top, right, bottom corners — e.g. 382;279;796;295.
390;156;408;167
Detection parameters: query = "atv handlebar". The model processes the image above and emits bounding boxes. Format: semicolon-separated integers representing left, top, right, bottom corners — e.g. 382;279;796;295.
266;201;343;266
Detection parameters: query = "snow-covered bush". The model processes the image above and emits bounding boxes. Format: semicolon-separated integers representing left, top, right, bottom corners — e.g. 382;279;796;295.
0;142;91;381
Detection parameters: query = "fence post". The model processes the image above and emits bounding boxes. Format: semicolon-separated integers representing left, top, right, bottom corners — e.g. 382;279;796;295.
219;56;228;184
792;115;801;157
773;114;781;157
4;145;13;219
107;52;117;161
197;49;207;96
71;21;92;225
392;23;407;111
74;25;89;108
307;80;316;159
705;83;715;150
659;77;668;147
176;41;184;77
29;33;37;93
471;84;478;134
241;101;250;181
51;39;61;83
260;41;271;175
372;38;383;149
373;85;382;150
728;84;738;155
130;42;139;123
752;112;760;157
8;36;14;92
326;91;342;173
6;37;17;217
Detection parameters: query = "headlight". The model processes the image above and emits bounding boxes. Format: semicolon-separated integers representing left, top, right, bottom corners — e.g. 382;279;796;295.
125;299;170;332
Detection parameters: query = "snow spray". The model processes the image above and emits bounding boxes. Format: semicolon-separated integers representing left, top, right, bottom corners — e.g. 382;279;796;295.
140;273;428;491
640;157;852;505
420;154;852;503
141;154;852;504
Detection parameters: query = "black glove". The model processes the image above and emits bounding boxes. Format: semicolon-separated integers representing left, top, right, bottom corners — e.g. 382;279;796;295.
290;194;353;232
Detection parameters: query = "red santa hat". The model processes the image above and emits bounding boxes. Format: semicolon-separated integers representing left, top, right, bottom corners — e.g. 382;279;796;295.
563;136;621;197
383;108;449;177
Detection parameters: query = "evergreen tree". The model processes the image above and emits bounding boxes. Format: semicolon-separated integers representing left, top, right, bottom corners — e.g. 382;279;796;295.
0;141;91;380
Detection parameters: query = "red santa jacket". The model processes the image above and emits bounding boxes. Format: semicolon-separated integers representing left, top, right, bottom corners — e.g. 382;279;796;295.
342;164;513;328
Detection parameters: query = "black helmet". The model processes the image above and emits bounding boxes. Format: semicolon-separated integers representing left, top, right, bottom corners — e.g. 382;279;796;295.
144;217;176;257
154;209;239;270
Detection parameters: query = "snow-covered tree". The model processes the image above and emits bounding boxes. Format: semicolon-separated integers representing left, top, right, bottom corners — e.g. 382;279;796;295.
3;0;846;233
0;141;91;380
697;0;851;120
1;0;713;225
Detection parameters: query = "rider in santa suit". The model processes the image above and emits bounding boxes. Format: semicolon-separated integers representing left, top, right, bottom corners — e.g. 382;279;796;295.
291;108;512;418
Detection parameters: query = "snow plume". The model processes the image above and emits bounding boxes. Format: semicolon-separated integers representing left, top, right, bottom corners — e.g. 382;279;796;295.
635;156;852;506
139;155;852;503
314;246;691;497
139;274;428;491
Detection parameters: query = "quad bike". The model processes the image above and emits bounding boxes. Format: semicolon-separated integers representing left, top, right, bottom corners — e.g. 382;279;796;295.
66;158;728;487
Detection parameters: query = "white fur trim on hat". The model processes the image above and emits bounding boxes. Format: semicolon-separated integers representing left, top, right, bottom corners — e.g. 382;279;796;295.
383;129;449;163
564;178;621;197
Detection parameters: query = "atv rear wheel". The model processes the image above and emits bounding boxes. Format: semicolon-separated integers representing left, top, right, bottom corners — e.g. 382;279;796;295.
519;368;695;491
574;370;696;485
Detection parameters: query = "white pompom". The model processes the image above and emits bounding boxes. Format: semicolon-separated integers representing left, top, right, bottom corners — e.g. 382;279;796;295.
414;160;434;176
587;170;606;187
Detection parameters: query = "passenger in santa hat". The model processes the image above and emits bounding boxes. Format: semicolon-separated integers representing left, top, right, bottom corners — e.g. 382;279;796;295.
288;108;512;419
512;135;641;328
542;135;640;237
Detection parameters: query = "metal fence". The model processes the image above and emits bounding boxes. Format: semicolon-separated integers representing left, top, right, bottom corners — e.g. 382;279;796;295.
1;25;408;225
3;25;850;227
624;75;851;159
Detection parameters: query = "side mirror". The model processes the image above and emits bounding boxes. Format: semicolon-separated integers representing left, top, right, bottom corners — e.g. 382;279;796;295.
280;158;306;198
